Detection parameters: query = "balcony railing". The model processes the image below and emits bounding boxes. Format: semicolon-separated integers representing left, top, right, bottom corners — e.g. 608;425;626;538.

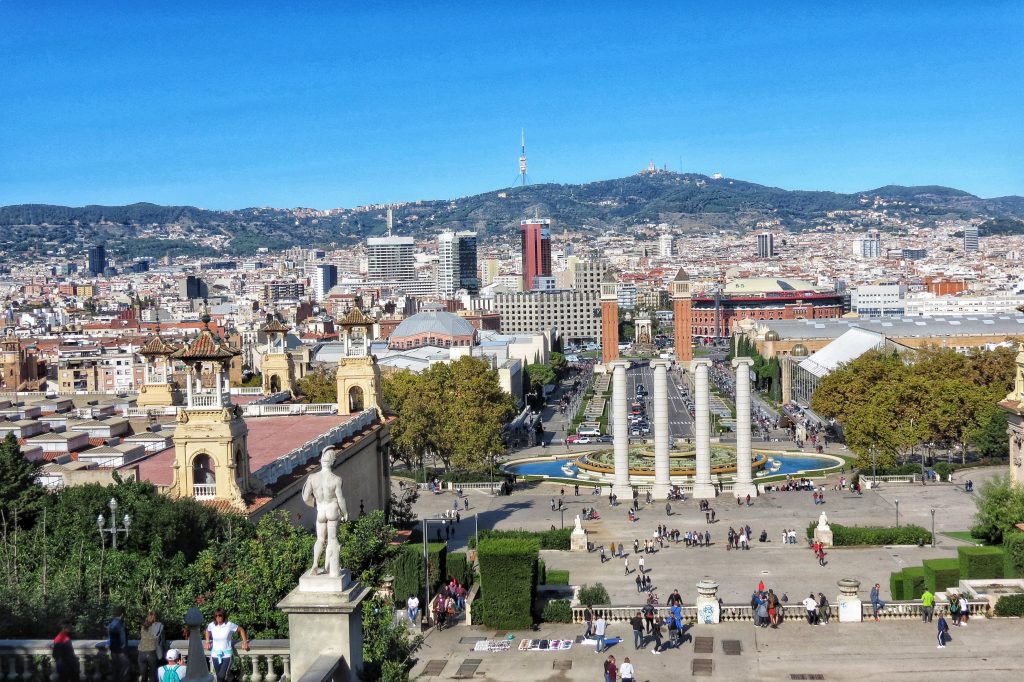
0;639;290;682
188;393;229;409
193;483;217;499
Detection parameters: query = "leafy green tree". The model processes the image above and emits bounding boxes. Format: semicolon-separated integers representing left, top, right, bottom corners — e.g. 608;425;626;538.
296;366;337;403
360;594;418;681
549;351;567;376
0;432;46;527
971;409;1010;459
971;475;1024;544
339;510;399;587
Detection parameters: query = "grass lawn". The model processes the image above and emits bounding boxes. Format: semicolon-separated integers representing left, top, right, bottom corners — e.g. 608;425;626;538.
942;530;990;545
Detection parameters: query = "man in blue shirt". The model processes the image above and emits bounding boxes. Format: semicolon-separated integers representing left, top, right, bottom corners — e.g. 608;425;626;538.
106;606;128;682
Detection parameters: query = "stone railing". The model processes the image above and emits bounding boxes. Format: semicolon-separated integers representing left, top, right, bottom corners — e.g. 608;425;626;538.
861;474;918;485
124;406;179;418
447;481;501;492
242;403;337;417
569;599;989;624
250;391;291;406
0;639;290;682
230;386;265;395
188;393;229;409
193;483;217;499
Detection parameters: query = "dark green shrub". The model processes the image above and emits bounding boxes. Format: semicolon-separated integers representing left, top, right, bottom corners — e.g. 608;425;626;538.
577;583;611;605
903;567;927;600
537;557;546;585
389;542;446;605
477;537;539;629
889;571;906;602
545;569;571;585
1002;530;1024;577
933;462;952;482
541;599;573;623
958;546;1008;579
805;522;932;546
468;528;571;550
922;558;960;592
446;551;473;586
994;593;1024;617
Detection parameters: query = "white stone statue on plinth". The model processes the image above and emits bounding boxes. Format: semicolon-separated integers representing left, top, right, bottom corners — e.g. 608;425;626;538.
301;446;349;578
814;510;833;548
817;511;829;529
570;514;588;552
574;514;583;533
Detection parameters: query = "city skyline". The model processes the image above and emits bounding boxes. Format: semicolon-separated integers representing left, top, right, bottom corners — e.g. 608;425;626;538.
1;2;1022;209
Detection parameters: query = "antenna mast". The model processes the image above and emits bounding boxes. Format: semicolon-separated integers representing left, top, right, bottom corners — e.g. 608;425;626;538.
519;128;528;186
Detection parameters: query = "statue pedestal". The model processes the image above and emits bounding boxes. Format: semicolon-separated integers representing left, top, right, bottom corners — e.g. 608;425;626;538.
695;578;720;624
571;528;588;552
836;578;862;623
814;526;833;548
278;570;368;682
692;482;717;499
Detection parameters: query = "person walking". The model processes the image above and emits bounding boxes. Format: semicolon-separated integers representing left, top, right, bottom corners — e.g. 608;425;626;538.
52;622;80;682
600;545;607;563
624;556;630;575
105;606;129;682
138;611;166;682
584;605;594;638
619;657;635;682
870;584;885;622
936;614;949;648
948;592;961;626
635;575;643;593
803;593;819;626
603;655;617;682
642;601;655;634
817;593;830;625
921;588;934;623
665;502;672;516
594;614;608;653
958;594;969;626
630;612;644;650
767;589;780;628
205;608;250;682
407;593;420;626
156;650;184;682
649;617;663;654
638;555;645;574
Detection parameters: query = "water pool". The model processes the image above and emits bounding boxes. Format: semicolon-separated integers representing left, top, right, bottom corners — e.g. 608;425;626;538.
506;453;836;479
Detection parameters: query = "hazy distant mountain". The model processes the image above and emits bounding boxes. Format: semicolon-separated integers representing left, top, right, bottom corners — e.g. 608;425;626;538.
1;172;1021;258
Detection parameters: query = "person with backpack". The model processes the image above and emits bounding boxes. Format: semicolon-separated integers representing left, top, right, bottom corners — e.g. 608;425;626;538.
157;649;184;682
948;592;961;626
205;608;249;682
138;611;166;682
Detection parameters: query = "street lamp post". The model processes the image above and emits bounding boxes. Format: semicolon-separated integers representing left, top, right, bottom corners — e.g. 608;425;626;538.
97;497;131;549
895;499;900;529
930;508;936;548
559;506;566;529
871;445;877;481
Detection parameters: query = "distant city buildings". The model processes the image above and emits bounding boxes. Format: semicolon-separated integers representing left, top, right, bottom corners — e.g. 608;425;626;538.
850;282;907;318
437;231;479;298
310;264;338;303
520;219;552;291
87;244;106;276
964;225;980;252
757;232;775;259
855;231;881;259
659;233;674;258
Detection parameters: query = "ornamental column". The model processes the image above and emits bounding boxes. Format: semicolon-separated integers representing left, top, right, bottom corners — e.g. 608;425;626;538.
650;359;672;500
731;356;758;499
692;358;716;499
609;359;633;499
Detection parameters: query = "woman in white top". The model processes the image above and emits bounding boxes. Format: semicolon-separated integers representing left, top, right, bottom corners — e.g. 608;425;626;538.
204;608;250;682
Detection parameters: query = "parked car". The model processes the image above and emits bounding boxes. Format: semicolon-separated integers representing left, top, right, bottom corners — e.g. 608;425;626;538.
598;435;613;443
565;434;582;444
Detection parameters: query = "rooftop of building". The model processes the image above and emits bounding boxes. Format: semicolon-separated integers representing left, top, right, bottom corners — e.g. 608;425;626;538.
758;313;1024;340
721;277;825;294
389;310;475;339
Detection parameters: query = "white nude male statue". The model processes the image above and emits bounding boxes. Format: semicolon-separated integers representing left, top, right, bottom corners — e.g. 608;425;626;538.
301;446;349;577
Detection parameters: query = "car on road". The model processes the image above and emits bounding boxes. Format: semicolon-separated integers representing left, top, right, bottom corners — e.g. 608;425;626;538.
565;435;582;444
630;427;641;437
598;435;613;442
576;437;591;444
641;425;651;435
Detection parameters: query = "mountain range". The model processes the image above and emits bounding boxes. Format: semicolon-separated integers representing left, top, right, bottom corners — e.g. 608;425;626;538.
1;172;1022;259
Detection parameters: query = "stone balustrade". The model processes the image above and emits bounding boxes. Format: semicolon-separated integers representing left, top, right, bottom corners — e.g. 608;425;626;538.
0;640;290;682
570;599;989;624
241;403;337;417
861;475;919;485
230;386;265;395
124;406;179;418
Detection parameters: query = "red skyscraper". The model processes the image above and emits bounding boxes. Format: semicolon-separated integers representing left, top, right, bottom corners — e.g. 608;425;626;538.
520;219;552;291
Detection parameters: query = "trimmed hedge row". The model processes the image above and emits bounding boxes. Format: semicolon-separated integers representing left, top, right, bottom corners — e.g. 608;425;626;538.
389;542;447;604
889;571;905;601
468;527;572;550
994;593;1024;617
541;599;573;622
903;567;926;600
446;551;473;587
923;558;960;592
545;569;571;585
806;522;932;546
1002;530;1024;577
477;537;539;628
958;546;1007;580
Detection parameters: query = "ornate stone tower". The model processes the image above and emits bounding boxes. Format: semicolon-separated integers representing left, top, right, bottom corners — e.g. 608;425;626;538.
335;307;382;416
169;317;254;508
671;268;693;368
1000;343;1024;486
600;269;619;365
136;324;182;408
260;313;297;397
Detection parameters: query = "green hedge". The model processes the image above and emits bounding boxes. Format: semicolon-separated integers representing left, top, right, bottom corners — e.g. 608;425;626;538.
903;567;927;601
468;528;572;550
477;537;539;629
994;593;1024;617
577;583;611;605
1002;530;1024;578
958;546;1008;580
806;522;932;546
446;551;473;586
545;569;571;585
541;599;573;623
923;558;961;592
389;542;447;605
889;571;906;602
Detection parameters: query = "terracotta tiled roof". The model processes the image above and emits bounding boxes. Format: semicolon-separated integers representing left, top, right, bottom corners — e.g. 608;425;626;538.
171;329;238;361
139;334;178;356
339;307;374;326
259;317;291;334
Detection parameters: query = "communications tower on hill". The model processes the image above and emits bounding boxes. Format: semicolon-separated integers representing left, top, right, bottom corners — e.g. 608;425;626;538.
518;128;528;186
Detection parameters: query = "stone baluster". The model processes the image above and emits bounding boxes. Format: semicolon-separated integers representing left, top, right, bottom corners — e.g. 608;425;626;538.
691;359;715;498
264;655;279;682
280;654;290;682
19;655;32;682
249;654;264;682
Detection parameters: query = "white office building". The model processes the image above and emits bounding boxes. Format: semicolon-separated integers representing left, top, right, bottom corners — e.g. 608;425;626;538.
366;236;415;282
851;282;907;317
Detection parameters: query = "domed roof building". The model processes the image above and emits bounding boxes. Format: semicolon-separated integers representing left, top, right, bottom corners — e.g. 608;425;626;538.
387;310;476;350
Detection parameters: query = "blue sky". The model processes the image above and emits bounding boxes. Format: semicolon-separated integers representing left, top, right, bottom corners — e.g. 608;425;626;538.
1;2;1022;208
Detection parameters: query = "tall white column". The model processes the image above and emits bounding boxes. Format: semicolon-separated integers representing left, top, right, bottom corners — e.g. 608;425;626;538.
650;360;672;500
610;359;633;499
692;358;716;499
731;357;758;498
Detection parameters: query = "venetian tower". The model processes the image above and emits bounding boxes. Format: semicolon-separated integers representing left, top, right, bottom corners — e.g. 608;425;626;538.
600;268;619;365
336;307;383;416
671;268;693;369
135;322;182;408
1000;342;1024;486
169;316;254;508
259;313;297;397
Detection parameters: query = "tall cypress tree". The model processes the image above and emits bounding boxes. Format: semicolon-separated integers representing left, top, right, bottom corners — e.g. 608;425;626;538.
0;432;47;527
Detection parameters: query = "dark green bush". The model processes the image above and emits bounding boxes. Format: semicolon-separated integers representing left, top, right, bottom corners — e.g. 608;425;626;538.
922;558;960;592
477;537;539;629
1002;530;1024;577
577;583;611;605
541;599;573;623
545;569;571;585
468;528;571;550
389;542;447;605
537;557;546;585
958;546;1008;579
903;567;927;600
446;551;473;586
889;571;906;602
993;593;1024;617
806;522;932;546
